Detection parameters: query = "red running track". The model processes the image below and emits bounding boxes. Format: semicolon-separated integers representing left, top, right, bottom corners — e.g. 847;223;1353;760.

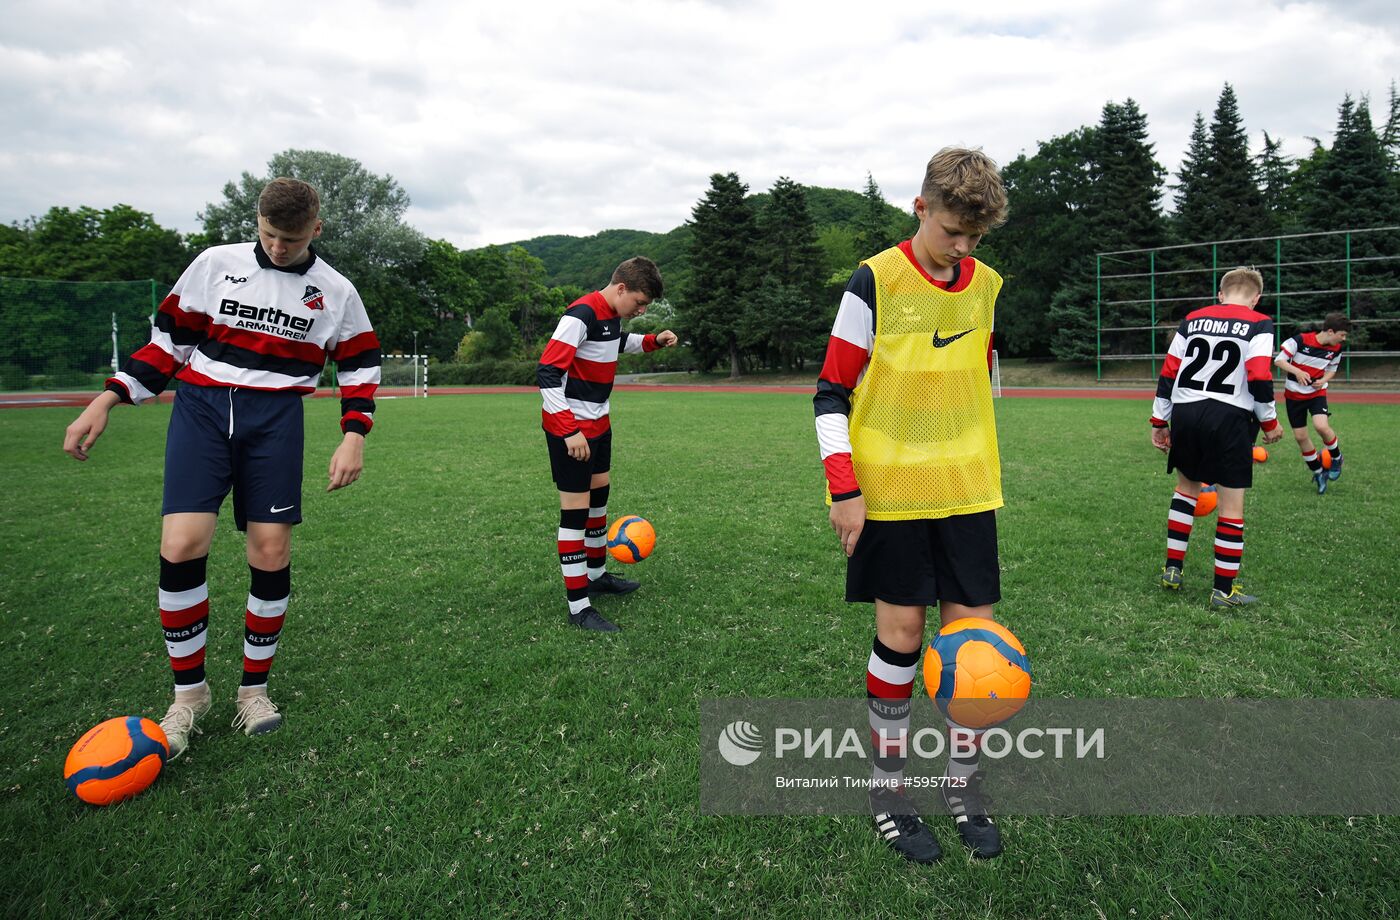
7;385;1399;410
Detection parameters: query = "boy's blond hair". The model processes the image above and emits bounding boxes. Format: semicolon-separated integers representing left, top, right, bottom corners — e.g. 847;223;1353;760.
921;147;1009;233
1219;267;1264;300
258;178;320;231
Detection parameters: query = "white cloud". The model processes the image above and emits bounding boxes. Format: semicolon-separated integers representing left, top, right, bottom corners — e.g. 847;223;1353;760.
0;0;1396;248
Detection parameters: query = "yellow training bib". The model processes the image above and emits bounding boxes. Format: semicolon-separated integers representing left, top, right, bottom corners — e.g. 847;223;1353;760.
848;247;1003;520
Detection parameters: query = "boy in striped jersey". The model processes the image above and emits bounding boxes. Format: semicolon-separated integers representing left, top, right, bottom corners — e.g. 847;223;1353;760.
1274;313;1350;494
62;178;380;759
815;148;1010;863
1151;267;1282;606
538;257;676;632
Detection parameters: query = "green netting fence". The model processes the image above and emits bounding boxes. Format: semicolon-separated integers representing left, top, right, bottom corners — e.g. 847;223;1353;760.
1095;226;1400;383
0;277;164;390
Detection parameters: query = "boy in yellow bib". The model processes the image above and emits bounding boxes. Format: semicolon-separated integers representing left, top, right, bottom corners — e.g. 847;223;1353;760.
814;147;1009;864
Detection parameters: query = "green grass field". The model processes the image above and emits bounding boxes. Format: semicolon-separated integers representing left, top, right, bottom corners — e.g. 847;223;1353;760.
2;392;1397;918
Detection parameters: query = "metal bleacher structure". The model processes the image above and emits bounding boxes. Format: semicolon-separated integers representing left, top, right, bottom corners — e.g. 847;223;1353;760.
1095;226;1400;382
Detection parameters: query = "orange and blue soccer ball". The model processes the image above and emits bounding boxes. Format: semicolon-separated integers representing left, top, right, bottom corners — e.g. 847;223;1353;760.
1194;484;1218;517
1253;445;1269;463
1321;449;1332;470
64;716;169;806
923;618;1032;729
606;515;655;564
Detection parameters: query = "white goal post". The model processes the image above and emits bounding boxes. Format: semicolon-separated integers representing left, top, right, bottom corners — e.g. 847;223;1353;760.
991;349;1002;398
379;353;429;398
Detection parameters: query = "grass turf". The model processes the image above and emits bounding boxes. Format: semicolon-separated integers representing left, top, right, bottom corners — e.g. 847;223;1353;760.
1;392;1396;918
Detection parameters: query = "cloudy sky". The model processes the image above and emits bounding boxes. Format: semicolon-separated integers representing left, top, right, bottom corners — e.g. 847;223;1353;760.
2;0;1398;249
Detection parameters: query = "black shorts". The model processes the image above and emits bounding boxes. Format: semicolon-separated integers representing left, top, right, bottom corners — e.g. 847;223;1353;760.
545;429;612;493
1286;395;1330;430
163;384;305;531
1167;401;1253;489
845;510;1000;607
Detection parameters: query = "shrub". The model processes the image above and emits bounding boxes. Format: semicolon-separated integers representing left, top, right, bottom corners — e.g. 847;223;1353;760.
0;364;29;391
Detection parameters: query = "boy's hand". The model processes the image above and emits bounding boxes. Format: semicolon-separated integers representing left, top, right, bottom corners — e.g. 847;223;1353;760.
1262;426;1284;444
564;431;590;461
655;330;678;348
327;432;365;491
1293;370;1312;386
63;390;121;461
1150;427;1172;452
830;495;866;557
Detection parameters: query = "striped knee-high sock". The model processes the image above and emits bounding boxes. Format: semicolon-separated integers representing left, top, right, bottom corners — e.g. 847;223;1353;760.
1323;436;1341;462
945;725;986;819
1301;447;1322;473
1214;517;1245;594
867;637;919;791
242;565;290;688
160;556;209;691
586;485;609;583
1166;490;1197;570
559;508;590;616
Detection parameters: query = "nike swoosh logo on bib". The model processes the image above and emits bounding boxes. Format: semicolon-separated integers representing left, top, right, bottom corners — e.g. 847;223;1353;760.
931;329;973;348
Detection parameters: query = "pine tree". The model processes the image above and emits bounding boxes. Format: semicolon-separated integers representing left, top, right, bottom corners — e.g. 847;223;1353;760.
1204;84;1271;247
1049;99;1166;362
1380;80;1400;169
856;173;896;255
1296;97;1400;348
1173;113;1212;243
744;178;828;369
680;172;757;376
1255;131;1297;228
993;127;1097;356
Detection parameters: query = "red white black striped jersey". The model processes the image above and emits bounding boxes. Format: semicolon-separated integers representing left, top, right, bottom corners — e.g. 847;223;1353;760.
813;241;990;498
537;290;658;438
1151;303;1277;430
1277;332;1342;400
107;242;380;435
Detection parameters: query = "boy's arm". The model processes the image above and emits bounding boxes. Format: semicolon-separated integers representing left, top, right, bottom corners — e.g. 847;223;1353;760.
619;330;657;354
1150;325;1187;430
1318;347;1343;387
106;256;211;406
815;267;874;499
1273;336;1313;385
815;267;874;554
1246;322;1282;441
326;288;381;491
66;256;209;460
538;305;592;439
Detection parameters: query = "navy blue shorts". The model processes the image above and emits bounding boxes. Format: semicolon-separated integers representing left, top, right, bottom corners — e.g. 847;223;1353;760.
163;385;305;531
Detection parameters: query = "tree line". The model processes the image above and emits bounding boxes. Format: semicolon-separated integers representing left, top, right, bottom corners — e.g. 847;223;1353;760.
2;84;1397;386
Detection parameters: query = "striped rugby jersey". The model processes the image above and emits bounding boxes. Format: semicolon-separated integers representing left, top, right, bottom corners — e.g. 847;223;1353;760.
813;241;994;500
1277;332;1342;400
1151;303;1278;430
106;242;380;435
537;290;658;438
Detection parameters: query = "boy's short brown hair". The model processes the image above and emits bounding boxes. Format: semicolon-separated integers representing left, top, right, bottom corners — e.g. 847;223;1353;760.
1219;267;1264;300
611;256;664;300
921;147;1009;233
258;178;320;231
1322;312;1352;332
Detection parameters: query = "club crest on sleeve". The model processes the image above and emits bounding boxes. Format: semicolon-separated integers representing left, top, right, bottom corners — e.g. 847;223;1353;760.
302;285;326;310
